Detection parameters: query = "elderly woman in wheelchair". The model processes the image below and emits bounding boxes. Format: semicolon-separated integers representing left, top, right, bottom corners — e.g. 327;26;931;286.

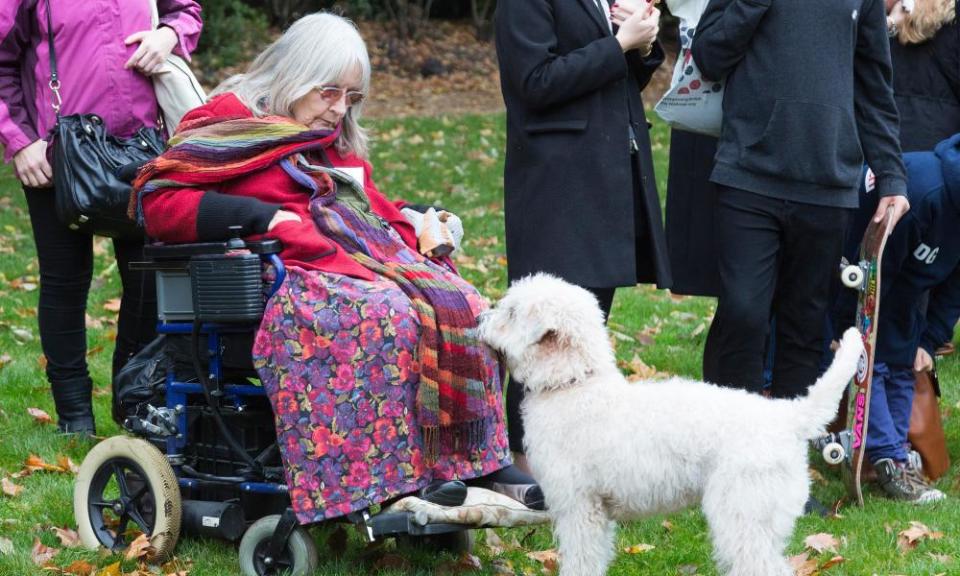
72;12;544;576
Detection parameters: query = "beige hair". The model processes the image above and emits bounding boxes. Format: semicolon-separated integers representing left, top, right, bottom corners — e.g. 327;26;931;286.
898;0;957;44
211;13;371;158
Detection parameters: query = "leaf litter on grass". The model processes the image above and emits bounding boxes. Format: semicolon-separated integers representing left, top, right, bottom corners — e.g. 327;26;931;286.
897;521;944;553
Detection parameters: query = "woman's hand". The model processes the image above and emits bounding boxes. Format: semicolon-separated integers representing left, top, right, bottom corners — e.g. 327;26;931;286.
124;27;179;76
614;1;660;55
914;347;934;373
267;210;302;232
13;139;53;188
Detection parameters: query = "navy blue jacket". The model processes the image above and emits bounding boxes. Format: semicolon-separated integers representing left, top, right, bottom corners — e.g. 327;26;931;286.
839;134;960;367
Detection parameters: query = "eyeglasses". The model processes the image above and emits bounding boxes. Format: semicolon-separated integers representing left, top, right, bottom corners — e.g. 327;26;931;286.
316;85;365;107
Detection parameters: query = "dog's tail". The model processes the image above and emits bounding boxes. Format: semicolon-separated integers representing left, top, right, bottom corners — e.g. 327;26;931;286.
794;327;864;439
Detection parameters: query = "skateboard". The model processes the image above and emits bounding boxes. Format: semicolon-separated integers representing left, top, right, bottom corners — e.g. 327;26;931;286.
814;206;895;506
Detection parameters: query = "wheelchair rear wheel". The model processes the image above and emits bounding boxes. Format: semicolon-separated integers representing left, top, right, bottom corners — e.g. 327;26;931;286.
239;515;319;576
74;436;182;559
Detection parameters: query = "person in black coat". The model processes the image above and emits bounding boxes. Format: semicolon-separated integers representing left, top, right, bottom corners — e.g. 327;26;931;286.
495;0;671;468
887;0;959;152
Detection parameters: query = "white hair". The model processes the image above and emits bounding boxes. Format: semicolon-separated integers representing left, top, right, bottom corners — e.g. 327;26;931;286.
211;12;371;158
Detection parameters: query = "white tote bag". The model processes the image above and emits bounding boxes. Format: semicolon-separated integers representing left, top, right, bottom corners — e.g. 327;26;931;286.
149;0;206;137
654;0;723;137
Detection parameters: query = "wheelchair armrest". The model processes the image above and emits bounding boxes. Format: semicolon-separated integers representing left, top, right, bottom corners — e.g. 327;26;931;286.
142;238;283;261
247;239;283;255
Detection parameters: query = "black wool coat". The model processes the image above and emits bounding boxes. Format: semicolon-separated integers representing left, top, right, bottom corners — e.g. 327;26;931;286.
890;17;960;153
494;0;672;289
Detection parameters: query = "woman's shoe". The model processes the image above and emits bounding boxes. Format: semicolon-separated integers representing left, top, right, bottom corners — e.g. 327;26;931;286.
488;482;546;511
57;415;96;436
419;480;468;507
51;377;96;436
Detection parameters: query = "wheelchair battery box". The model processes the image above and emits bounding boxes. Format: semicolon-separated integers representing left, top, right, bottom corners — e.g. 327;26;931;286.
189;253;264;323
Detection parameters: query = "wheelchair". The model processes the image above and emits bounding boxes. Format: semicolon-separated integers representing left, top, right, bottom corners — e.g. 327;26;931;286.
72;232;478;576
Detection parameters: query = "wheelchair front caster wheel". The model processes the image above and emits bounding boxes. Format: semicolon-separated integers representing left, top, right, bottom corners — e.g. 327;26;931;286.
822;442;845;465
239;515;319;576
841;265;864;289
74;436;181;560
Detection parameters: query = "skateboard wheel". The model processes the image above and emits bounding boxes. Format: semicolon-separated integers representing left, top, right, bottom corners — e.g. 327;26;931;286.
841;265;864;289
822;442;845;465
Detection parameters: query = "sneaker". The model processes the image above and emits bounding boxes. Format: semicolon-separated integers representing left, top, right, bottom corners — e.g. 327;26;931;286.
906;450;923;475
874;458;945;504
903;460;946;503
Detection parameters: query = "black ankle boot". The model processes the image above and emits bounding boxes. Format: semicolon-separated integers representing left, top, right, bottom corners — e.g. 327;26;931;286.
419;480;468;507
476;465;546;510
51;377;96;435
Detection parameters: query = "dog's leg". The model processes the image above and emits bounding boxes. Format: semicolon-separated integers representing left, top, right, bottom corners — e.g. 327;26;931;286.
553;499;616;576
702;468;803;576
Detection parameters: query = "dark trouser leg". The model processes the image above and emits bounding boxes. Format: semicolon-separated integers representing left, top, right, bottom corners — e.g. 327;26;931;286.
24;186;96;432
111;236;158;379
506;286;615;453
769;201;847;398
703;187;781;392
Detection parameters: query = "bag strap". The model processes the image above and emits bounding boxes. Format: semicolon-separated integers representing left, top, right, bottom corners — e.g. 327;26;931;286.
42;0;62;118
148;0;160;30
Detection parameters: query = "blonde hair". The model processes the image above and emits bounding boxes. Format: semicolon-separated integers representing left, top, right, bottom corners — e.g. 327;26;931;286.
211;13;371;158
898;0;957;44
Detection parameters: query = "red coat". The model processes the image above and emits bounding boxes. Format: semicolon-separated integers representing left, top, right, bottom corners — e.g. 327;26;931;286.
141;94;417;281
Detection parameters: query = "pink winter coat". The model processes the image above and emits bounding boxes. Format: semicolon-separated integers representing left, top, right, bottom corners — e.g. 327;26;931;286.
0;0;202;162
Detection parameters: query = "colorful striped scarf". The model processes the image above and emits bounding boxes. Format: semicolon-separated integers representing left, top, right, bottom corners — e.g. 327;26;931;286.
129;114;341;220
308;168;491;458
132;116;489;457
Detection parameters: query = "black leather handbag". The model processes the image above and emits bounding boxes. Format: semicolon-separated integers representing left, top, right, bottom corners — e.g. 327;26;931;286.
44;0;164;238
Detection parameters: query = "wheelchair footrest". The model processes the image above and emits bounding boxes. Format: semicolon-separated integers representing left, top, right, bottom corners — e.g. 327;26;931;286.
366;511;468;538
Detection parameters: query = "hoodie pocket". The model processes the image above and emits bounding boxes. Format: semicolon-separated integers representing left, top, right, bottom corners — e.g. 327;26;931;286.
740;99;863;188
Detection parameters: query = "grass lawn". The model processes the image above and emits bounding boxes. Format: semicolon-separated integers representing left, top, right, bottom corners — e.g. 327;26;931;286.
0;114;957;576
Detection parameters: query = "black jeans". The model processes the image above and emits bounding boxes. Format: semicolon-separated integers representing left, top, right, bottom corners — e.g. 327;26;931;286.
24;187;157;399
506;286;615;453
703;186;847;399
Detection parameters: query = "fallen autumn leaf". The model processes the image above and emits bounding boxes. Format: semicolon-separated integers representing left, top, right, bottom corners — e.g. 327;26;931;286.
30;537;59;566
804;532;840;554
27;407;53;424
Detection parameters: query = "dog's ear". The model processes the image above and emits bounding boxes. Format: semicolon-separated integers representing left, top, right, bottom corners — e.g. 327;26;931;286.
537;329;559;346
535;328;565;356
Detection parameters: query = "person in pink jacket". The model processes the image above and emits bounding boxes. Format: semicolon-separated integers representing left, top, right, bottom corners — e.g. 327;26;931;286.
0;0;202;434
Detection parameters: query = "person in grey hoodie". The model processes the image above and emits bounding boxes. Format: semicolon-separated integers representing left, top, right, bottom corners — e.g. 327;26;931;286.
692;0;911;401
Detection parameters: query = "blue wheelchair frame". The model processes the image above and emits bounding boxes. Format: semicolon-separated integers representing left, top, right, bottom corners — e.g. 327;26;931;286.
122;237;472;572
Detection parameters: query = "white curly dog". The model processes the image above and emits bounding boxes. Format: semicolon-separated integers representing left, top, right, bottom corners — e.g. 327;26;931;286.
478;274;864;576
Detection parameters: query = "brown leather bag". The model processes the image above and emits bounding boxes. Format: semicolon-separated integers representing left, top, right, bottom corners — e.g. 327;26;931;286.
908;370;951;481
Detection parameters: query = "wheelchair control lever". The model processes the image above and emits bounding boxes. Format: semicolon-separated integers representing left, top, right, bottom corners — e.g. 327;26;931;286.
227;225;245;250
